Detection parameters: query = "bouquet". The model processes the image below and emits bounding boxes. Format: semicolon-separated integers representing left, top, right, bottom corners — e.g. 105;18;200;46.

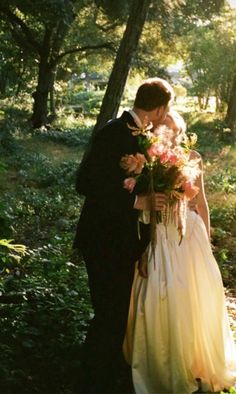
120;120;201;260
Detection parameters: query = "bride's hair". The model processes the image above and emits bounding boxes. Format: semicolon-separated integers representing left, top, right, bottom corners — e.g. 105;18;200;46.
134;77;174;111
165;110;187;144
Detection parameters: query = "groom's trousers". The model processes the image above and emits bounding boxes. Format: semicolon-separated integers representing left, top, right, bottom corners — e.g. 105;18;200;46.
77;248;136;394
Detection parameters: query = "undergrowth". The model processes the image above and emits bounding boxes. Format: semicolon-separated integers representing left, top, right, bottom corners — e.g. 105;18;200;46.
0;104;235;393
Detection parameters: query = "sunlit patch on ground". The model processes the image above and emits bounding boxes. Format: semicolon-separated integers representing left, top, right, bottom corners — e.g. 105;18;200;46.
225;289;236;340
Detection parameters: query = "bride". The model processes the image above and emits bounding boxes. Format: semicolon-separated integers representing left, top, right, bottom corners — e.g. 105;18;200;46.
123;111;236;394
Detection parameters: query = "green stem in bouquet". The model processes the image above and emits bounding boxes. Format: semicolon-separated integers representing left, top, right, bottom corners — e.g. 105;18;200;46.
149;165;157;269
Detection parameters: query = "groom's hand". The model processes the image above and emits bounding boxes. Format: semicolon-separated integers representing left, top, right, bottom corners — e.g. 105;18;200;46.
151;192;167;211
134;193;166;211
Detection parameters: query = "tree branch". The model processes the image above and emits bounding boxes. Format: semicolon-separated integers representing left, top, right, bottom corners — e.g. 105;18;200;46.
9;26;38;55
54;42;116;64
0;5;41;53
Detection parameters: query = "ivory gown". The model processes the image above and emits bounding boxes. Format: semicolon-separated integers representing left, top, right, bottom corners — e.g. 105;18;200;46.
124;210;236;394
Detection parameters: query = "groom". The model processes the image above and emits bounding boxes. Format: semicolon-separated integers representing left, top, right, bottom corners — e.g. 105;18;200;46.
73;77;174;394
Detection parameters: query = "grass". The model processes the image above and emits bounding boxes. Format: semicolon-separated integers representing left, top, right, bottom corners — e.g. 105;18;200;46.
22;136;80;163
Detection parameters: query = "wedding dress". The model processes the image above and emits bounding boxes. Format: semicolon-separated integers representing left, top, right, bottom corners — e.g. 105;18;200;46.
124;209;236;393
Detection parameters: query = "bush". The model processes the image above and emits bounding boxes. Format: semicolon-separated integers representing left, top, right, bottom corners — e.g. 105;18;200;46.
0;234;92;393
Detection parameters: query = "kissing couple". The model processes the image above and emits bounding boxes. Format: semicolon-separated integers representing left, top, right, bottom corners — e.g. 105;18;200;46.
73;78;236;394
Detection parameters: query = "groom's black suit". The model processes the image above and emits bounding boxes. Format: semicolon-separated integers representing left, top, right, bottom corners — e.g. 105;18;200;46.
73;111;150;394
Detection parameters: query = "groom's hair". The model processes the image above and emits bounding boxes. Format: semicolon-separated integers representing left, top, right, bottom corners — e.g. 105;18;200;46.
134;77;174;111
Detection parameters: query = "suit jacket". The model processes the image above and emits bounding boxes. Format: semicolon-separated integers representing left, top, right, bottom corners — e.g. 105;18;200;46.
73;111;150;262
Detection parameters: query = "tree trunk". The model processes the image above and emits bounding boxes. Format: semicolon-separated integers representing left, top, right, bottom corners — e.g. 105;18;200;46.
49;68;57;121
93;0;151;133
225;74;236;128
225;72;236;141
215;94;220;112
198;96;203;110
31;57;56;128
204;94;209;110
49;87;55;116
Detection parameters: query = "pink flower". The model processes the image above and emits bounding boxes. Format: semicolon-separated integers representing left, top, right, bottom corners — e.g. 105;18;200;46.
120;153;146;174
159;150;171;164
147;143;164;159
123;177;136;193
159;149;179;165
182;181;199;200
168;152;178;165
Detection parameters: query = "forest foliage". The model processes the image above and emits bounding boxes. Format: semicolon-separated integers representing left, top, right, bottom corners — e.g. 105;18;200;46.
0;0;236;392
0;0;236;131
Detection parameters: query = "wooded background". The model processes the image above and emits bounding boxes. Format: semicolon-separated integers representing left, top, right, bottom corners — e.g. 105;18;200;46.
0;1;235;393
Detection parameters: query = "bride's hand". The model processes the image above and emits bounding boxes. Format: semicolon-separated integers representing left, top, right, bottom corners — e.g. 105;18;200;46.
138;250;148;278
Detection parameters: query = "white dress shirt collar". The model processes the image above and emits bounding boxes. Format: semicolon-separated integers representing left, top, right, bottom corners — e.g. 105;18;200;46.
128;109;143;129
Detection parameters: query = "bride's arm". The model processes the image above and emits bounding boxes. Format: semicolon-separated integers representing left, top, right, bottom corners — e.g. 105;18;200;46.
190;150;210;239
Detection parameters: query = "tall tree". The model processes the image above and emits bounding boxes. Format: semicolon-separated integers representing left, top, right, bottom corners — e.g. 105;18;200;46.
0;0;113;128
173;3;236;125
0;0;75;127
93;0;151;132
